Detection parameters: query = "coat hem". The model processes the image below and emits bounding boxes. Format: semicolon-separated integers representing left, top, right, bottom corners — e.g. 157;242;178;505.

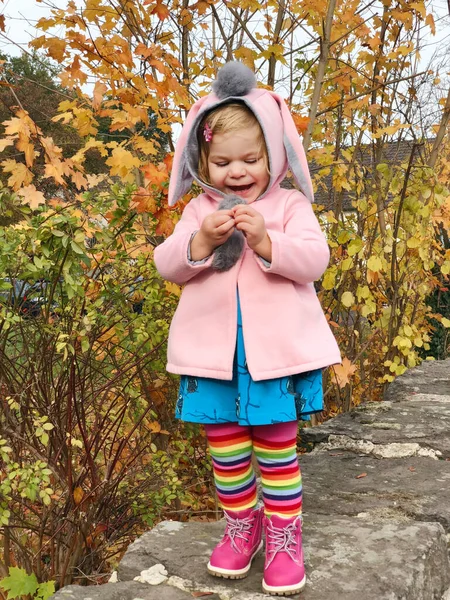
166;354;341;382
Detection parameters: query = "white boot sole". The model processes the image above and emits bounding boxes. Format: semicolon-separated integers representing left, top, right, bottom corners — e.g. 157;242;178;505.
262;574;306;595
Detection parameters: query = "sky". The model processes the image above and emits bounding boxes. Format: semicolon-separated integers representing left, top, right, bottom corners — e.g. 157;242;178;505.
2;0;450;59
1;0;449;86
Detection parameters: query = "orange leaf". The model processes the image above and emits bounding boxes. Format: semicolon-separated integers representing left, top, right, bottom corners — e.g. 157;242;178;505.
47;38;67;62
331;357;357;388
155;208;176;236
93;81;108;111
131;187;158;214
147;421;161;433
292;113;310;135
73;486;84;505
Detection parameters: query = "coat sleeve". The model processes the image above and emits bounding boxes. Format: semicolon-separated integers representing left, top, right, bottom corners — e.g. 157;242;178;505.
255;191;330;284
153;199;214;284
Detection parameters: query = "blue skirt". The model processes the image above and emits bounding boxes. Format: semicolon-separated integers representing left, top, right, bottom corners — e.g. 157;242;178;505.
176;299;324;426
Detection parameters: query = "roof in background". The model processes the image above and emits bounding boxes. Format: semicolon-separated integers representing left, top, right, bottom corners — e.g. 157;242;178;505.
281;139;434;211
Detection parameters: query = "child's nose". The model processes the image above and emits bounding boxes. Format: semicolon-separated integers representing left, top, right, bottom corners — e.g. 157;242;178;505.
229;163;246;178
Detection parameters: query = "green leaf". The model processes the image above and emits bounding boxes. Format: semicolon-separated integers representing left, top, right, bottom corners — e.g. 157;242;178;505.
0;567;39;599
70;240;85;255
36;580;55;600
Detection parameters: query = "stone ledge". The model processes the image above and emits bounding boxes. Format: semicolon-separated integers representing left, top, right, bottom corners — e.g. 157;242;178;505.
50;358;450;600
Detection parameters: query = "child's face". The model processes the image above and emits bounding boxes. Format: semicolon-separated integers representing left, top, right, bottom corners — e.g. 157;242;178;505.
207;125;269;203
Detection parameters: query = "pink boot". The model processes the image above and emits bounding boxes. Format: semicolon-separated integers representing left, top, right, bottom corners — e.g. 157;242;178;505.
262;514;306;596
207;506;264;579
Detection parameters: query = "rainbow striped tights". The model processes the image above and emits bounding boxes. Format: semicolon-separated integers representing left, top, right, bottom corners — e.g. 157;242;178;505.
205;421;302;518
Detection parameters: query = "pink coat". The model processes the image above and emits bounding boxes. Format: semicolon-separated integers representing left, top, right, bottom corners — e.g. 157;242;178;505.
154;61;341;381
154;186;341;381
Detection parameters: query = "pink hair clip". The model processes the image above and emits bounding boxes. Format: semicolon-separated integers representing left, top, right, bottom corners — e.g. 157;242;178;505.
203;122;213;143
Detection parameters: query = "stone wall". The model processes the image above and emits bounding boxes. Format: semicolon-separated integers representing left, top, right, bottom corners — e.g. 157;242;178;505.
52;358;450;600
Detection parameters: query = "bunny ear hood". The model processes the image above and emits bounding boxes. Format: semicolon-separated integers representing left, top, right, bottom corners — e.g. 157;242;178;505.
168;61;314;206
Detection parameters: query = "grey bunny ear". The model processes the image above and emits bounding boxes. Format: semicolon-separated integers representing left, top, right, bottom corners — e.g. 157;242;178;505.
212;194;247;272
212;62;256;100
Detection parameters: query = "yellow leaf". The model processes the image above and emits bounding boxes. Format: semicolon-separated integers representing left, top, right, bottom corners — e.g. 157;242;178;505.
356;285;370;301
45;162;66;185
134;136;156;156
106;146;141;182
73;487;84;506
17;185;46;209
367;255;382;272
47;37;67;62
0;139;14;152
406;237;420;248
1;159;33;190
341;291;355;308
322;267;337;290
16;135;36;167
164;282;181;297
341;257;353;271
442;317;450;328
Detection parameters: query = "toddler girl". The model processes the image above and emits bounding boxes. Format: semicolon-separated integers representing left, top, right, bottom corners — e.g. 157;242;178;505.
154;62;341;596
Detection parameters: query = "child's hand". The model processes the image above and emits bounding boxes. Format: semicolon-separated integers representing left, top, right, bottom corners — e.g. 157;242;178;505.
190;210;235;260
233;205;272;261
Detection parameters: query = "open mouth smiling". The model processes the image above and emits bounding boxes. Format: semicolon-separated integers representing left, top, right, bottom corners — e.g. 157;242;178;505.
228;183;254;192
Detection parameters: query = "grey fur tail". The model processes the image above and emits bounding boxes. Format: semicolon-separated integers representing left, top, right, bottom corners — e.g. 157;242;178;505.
212;195;247;272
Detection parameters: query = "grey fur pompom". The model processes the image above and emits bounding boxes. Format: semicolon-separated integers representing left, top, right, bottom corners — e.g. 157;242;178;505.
212;62;256;100
212;195;247;272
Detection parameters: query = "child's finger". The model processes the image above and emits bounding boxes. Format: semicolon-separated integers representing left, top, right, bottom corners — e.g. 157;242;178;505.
233;205;256;217
216;218;236;235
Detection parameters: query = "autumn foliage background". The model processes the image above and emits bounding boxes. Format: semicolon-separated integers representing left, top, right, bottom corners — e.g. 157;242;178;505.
0;0;449;595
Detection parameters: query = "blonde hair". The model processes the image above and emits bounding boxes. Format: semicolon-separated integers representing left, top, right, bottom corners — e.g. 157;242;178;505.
197;103;268;184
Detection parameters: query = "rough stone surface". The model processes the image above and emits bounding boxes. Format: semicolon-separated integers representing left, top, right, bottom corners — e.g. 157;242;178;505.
50;581;202;599
300;451;450;529
384;359;450;401
300;395;450;458
51;359;450;600
116;515;449;600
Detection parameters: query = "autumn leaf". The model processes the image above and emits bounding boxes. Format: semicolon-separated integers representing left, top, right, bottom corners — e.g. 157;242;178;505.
46;37;67;62
131;187;158;213
149;1;171;20
165;281;181;297
45;162;66;185
17;185;46;209
341;291;355;308
331;358;357;388
143;162;169;187
106;146;141;182
0;138;14;152
1;159;33;190
292;113;310;135
355;473;367;479
155;207;176;236
93;81;108;111
16;135;36;168
73;487;84;506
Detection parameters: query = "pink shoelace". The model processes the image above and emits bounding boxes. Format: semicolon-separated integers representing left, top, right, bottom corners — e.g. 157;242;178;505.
265;519;300;567
223;512;255;553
